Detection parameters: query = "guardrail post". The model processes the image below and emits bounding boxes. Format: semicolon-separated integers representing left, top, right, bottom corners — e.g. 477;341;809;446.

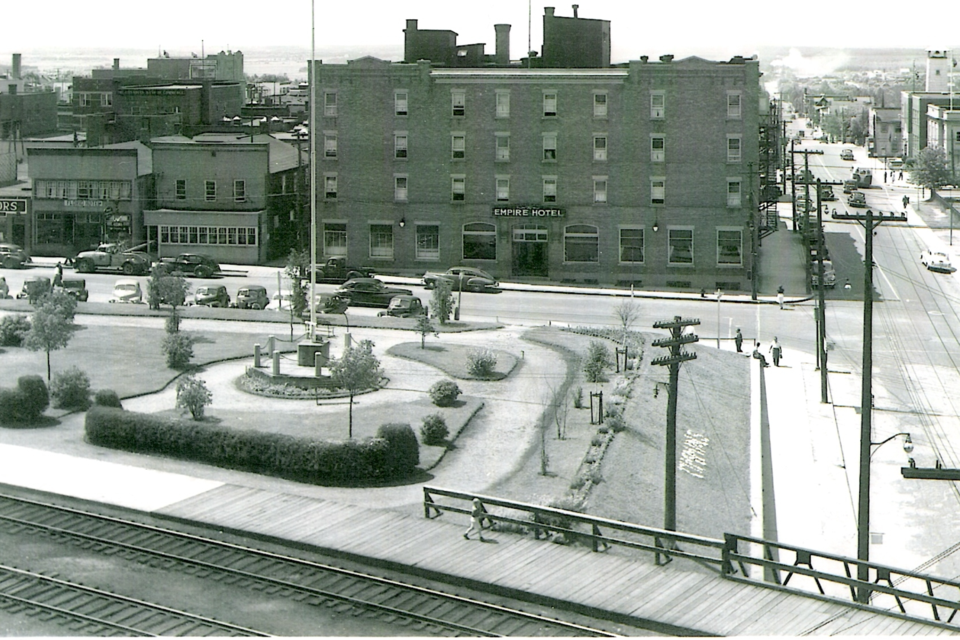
254;344;262;368
423;489;441;519
272;350;280;376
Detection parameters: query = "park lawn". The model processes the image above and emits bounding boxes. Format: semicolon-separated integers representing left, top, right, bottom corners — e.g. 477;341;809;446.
387;342;519;380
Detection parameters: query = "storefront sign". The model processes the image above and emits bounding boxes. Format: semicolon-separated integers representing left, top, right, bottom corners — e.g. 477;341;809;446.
106;213;131;229
492;206;564;218
62;199;106;210
0;199;27;215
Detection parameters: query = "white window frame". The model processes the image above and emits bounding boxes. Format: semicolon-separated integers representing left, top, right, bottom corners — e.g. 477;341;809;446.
727;91;742;119
394;132;408;159
451;175;465;202
543;91;558;117
619;227;644;264
651;135;665;162
717;228;743;266
323;221;347;257
323;131;337;159
727;178;742;207
593;91;608;118
496;175;510;202
394;174;408;202
324;173;338;200
651;91;665;119
496;90;510;118
234;180;246;203
543;132;557;162
416;224;440;261
451;133;466;160
394;90;408;116
451;89;465;117
543;176;557;203
727;135;742;163
593;135;607;161
495;133;510;162
668;227;694;266
175;179;186;200
205;180;216;202
369;223;395;260
323;91;337;117
593;176;608;203
651;177;665;204
564;224;600;263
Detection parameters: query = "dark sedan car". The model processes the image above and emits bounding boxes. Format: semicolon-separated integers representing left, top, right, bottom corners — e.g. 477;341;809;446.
157;253;221;278
334;278;413;308
194;284;230;307
58;278;89;302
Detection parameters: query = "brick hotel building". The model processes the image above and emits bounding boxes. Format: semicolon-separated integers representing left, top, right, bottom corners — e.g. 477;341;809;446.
311;8;765;291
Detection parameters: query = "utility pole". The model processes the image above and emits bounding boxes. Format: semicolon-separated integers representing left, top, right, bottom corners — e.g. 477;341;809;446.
652;316;700;533
789;147;823;233
856;207;883;603
815;179;828;403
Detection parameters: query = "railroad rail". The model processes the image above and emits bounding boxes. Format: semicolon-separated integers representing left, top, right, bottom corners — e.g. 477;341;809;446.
0;564;263;636
0;490;614;637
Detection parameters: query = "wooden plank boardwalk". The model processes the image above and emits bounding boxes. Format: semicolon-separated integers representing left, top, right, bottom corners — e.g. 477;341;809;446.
158;484;960;636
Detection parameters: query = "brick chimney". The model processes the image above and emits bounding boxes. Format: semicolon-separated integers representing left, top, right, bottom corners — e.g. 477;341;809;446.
11;54;21;80
494;24;511;65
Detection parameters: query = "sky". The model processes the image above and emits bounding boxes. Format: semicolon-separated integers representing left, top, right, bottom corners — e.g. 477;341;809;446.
2;0;958;68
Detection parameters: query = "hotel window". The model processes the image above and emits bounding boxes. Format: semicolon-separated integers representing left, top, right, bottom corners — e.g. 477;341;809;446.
234;180;246;203
463;222;496;261
323;91;337;117
727;178;742;207
324;132;337;158
543;132;557;162
451;175;465;201
651;135;665;162
718;229;743;265
668;228;694;265
416;224;440;260
727;91;742;119
651;177;665;204
175;179;186;200
543;176;557;203
496;90;510;118
496;176;510;202
651;91;665;118
495;133;510;162
451;89;465;117
543;91;557;117
594;92;608;117
593;135;607;161
727;135;742;163
564;224;599;263
395;90;408;116
324;173;338;199
395;132;408;159
619;228;644;263
205;180;216;201
323;222;347;257
394;175;408;202
451;133;466;160
593;176;608;203
370;224;394;259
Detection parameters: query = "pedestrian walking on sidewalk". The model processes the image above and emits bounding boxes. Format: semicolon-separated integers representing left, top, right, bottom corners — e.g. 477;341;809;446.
735;328;743;353
777;286;785;310
902;194;910;209
769;337;782;367
752;342;769;367
463;498;486;541
899;170;904;181
53;262;63;288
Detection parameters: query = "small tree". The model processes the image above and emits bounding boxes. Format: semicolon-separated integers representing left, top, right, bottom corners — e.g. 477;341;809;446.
583;340;612;383
420;413;449;445
176;375;212;420
50;366;91;410
415;314;438;349
162;332;196;369
613;299;640;348
330;339;383;438
467;347;498;378
0;314;30;347
23;291;79;380
430;279;454;325
285;247;310;318
912;145;952;196
149;269;191;332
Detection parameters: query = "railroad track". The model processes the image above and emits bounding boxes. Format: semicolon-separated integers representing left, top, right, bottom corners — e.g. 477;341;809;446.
0;564;264;636
0;491;613;636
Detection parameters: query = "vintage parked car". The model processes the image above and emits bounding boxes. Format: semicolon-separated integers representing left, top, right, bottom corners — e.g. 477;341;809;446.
302;293;349;318
110;278;143;303
304;257;375;284
847;192;867;208
58;278;89;302
234;285;269;310
194;284;230;307
157;253;221;278
16;276;51;301
378;294;426;318
75;243;151;275
335;277;413;308
0;243;29;269
840;148;855;161
921;250;957;274
811;259;837;289
422;267;500;293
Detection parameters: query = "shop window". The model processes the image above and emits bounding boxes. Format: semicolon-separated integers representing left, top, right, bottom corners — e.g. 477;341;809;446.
564;224;599;263
463;222;496;260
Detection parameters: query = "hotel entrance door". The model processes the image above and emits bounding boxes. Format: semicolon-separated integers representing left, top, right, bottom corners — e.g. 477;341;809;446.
512;225;548;277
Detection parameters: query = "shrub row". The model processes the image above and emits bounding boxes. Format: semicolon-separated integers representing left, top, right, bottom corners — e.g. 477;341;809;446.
0;375;49;424
84;407;419;485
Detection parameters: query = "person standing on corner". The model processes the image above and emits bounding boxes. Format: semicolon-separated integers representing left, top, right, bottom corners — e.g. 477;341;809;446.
769;336;782;367
735;327;743;353
777;286;785;310
463;498;486;542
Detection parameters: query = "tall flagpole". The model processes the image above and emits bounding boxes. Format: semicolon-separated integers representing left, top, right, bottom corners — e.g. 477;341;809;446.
309;0;317;336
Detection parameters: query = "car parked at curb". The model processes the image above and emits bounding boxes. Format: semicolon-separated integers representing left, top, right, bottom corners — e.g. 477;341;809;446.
921;250;957;274
16;276;51;301
303;293;349;317
0;243;29;269
58;278;89;302
110;278;143;303
378;295;426;318
75;243;152;275
157;253;221;278
193;284;230;307
234;285;269;310
335;277;413;308
422;266;500;293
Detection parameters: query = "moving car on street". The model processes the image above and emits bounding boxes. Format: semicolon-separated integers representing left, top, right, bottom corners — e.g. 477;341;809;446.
840;148;855;161
335;277;413;308
848;192;867;208
0;243;29;269
422;267;500;293
921;250;957;274
110;278;143;303
74;243;151;275
811;259;837;289
304;257;375;284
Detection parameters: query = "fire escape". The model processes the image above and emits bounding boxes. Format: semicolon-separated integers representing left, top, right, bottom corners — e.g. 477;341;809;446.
758;98;782;239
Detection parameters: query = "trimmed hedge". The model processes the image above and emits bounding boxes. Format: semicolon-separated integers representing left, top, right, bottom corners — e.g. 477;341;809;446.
0;376;50;425
84;407;420;485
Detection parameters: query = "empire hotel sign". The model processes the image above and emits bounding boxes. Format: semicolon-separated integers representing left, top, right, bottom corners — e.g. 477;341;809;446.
492;206;564;218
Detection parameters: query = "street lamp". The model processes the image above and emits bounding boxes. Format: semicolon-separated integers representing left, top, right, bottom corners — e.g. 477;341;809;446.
869;432;913;460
